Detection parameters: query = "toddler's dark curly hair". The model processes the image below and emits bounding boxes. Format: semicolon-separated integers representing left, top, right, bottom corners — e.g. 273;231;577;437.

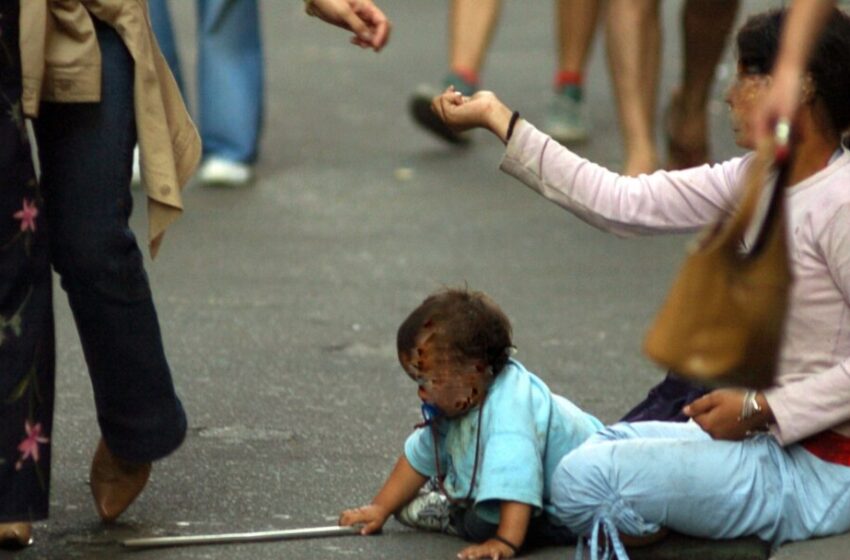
397;288;514;376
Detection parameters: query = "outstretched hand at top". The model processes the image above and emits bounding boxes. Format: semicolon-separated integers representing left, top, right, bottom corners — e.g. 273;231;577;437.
305;0;391;51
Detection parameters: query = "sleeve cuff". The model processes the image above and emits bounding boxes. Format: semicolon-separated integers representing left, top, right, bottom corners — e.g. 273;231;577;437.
404;429;438;478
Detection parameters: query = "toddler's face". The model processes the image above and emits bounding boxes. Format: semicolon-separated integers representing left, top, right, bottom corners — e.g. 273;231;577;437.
399;333;490;418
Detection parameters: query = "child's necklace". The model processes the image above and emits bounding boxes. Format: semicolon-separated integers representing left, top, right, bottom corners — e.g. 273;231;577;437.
429;395;485;506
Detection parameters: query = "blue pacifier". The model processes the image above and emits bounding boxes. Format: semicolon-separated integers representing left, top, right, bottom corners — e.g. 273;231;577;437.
420;402;441;425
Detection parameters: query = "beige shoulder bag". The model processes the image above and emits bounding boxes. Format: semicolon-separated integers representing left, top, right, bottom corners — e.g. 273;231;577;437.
643;140;793;389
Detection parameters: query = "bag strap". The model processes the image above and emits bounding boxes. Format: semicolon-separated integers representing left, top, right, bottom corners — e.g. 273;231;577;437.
726;135;795;261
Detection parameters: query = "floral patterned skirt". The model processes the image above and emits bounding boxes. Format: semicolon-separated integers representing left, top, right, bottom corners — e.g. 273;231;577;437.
0;0;56;522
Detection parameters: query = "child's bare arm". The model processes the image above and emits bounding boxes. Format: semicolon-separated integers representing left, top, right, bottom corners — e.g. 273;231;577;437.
339;454;428;535
457;501;531;559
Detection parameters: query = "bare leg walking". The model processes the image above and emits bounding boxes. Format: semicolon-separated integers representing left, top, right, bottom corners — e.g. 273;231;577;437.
665;0;739;169
544;0;601;143
605;0;661;175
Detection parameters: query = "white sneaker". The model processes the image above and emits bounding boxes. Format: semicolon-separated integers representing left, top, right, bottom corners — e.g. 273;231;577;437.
131;146;142;189
395;490;452;533
198;157;254;187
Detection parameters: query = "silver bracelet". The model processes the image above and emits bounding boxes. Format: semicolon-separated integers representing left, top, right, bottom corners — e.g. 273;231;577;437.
739;390;762;422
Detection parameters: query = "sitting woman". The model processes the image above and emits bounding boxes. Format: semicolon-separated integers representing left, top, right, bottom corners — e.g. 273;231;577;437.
430;7;850;559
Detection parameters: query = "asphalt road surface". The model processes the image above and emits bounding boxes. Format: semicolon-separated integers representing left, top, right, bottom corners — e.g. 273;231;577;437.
15;1;850;559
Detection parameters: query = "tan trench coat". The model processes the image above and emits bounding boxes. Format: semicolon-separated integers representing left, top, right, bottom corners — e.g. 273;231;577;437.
19;0;201;257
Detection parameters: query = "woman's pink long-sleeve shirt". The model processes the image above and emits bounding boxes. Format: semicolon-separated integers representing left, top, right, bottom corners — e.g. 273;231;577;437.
500;121;850;445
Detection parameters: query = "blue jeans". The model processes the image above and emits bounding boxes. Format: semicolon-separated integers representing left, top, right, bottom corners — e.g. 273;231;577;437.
0;14;187;522
149;0;264;164
34;18;188;464
550;421;850;559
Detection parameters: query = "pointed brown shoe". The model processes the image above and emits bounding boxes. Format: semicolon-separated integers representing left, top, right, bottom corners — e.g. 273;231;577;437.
90;438;152;523
0;522;33;549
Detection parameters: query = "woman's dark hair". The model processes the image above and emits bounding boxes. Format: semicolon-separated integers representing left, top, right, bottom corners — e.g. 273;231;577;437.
397;288;513;375
737;7;850;134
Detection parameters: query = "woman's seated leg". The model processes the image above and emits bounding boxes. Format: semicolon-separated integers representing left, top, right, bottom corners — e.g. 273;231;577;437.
551;426;786;549
584;419;710;447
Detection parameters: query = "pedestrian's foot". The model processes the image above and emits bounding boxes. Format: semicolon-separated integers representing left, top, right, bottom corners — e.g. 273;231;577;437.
409;72;476;146
198;157;255;187
0;522;32;549
664;89;709;170
90;438;152;523
542;84;588;144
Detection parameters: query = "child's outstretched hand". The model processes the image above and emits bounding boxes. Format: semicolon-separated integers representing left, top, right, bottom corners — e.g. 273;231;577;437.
338;504;390;535
431;88;514;143
457;538;517;560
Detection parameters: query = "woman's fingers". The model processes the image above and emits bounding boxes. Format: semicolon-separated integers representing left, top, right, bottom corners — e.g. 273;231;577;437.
683;392;715;417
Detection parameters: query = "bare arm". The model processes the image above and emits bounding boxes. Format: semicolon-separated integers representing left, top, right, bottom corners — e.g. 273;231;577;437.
339;454;428;535
775;0;835;82
457;501;531;559
754;0;835;141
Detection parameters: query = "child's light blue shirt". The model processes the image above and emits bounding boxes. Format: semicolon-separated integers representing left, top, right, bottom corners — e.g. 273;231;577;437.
404;359;603;524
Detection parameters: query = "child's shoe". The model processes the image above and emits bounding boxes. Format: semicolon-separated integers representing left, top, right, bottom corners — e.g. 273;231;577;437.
408;72;477;146
395;490;452;533
542;84;588;144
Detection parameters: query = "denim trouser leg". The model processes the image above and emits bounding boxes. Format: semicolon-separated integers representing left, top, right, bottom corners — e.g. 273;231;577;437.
197;0;264;163
0;0;56;522
551;421;850;559
148;0;186;93
33;21;187;464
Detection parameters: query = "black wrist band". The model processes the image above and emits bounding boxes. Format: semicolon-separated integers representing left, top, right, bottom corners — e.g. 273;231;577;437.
493;534;520;555
506;111;520;142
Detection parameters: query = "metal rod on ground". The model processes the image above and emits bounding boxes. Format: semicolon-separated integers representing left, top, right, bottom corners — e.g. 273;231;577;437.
122;525;361;549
